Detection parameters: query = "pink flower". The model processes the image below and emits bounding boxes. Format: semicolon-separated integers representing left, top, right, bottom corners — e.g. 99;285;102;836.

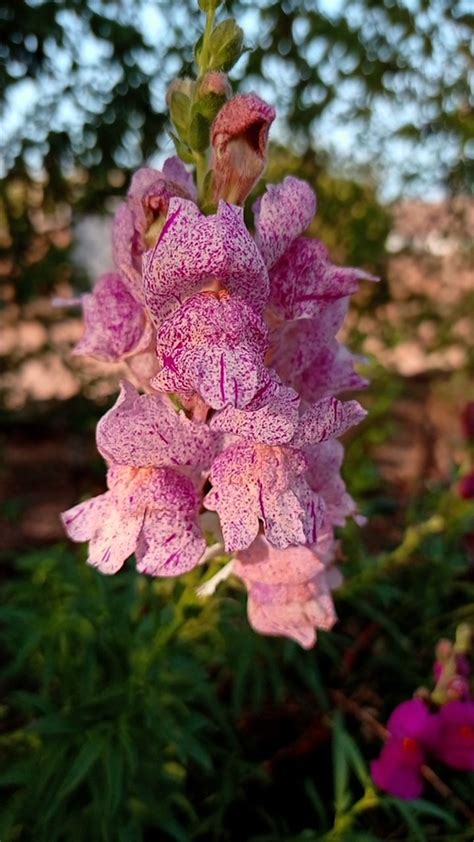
234;534;339;648
96;380;217;473
112;158;195;303
429;701;474;771
269;236;377;322
204;442;324;551
72;272;152;363
151;292;271;409
211;93;276;204
210;379;300;445
371;699;436;799
62;465;205;577
143;198;268;324
304;440;360;527
254;177;316;268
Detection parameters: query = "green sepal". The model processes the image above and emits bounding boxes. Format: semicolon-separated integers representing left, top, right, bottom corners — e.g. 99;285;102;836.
198;0;223;11
207;19;244;72
189;113;211;153
169;91;191;139
168;131;195;165
192;92;226;123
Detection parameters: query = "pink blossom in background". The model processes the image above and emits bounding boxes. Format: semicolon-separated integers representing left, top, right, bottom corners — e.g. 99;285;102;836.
371;699;436;799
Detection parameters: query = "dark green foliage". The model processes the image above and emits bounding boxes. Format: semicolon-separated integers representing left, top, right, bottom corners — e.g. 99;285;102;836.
1;367;473;840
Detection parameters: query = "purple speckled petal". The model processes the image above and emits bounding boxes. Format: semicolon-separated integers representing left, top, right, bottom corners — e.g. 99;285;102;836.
292;397;367;446
204;442;324;551
61;492;143;574
305;440;357;527
269;236;378;320
143;199;269;324
254;177;316;268
245;570;338;649
211;381;300;445
234;535;324;585
96;381;217;471
73;273;152;362
112;203;144;302
151;293;270;409
135;509;205;577
163;156;197;201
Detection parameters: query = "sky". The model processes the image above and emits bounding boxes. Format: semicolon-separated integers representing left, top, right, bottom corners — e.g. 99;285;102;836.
1;0;470;201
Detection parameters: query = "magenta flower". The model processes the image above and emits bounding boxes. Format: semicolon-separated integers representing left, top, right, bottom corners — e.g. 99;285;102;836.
429;701;474;771
151;292;271;409
459;472;474;500
62;465;205;577
72;272;152;362
371;699;436;799
143;198;268;324
211;379;300;445
461;401;474;441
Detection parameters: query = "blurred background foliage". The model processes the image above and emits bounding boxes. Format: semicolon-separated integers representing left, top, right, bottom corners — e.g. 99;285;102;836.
1;1;474;840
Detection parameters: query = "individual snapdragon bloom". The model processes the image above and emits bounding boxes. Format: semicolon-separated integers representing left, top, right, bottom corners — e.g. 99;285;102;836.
113;158;196;301
151;291;271;409
72;272;153;363
429;701;474;771
234;532;341;648
61;381;218;575
210;92;276;204
371;699;436;800
62;464;205;577
204;441;325;551
143;198;269;324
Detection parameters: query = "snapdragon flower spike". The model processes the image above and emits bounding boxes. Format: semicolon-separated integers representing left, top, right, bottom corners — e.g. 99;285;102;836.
204;442;325;551
211;379;300;445
62;465;205;577
304;440;361;528
143;198;269;325
72;272;153;363
151;292;271;409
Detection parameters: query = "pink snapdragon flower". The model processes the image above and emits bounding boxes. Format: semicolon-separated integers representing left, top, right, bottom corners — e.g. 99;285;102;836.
430;701;474;770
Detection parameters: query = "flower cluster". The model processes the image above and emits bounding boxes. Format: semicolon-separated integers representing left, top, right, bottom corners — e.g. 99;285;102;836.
61;61;377;647
371;624;473;798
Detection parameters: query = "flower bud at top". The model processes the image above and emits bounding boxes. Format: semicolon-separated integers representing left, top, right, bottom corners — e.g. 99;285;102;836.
211;92;276;205
166;78;195;108
198;71;232;100
461;401;474;441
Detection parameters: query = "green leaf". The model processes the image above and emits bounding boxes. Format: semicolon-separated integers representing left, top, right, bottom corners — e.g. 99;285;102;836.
192;92;226;123
332;713;351;816
169;91;191;138
168;132;195;165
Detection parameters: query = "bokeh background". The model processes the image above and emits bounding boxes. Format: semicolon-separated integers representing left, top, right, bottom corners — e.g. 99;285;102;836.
1;1;473;840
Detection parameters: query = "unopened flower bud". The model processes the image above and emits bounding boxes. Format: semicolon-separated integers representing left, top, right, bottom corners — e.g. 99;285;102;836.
435;639;453;662
455;623;472;655
211;93;276;205
198;71;232;100
166;78;195;109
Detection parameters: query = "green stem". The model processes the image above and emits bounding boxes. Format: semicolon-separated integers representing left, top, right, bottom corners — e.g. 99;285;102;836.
198;4;216;78
322;789;379;841
338;513;445;599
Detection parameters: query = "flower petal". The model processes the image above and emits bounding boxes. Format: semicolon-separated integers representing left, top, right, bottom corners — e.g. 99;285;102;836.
96;380;218;470
254;177;316;268
143;199;269;324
